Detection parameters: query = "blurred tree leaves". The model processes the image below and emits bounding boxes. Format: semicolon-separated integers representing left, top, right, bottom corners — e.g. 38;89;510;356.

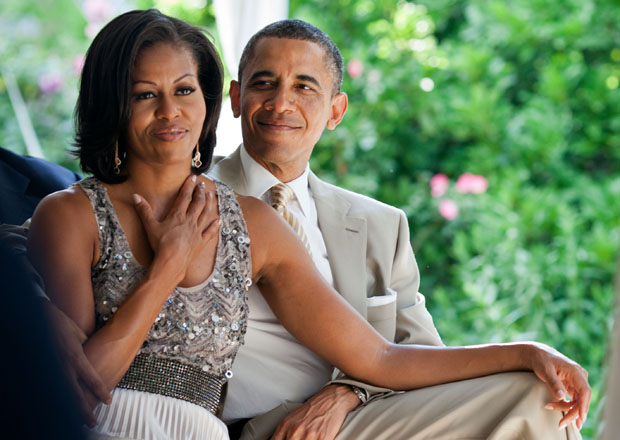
291;0;620;436
1;0;618;436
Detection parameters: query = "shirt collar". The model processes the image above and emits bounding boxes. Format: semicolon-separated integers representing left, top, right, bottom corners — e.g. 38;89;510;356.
239;144;311;217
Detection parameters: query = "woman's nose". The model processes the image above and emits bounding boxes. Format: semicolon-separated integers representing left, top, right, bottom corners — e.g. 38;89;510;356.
155;95;180;120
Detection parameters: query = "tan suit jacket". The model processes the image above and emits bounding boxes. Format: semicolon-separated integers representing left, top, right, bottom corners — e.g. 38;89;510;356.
210;148;582;440
209;147;443;398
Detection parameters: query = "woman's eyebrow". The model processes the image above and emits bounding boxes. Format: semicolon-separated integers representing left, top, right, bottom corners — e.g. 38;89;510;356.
132;73;195;86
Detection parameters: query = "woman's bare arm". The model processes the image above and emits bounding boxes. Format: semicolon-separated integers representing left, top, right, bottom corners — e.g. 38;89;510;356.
241;196;591;429
28;177;218;392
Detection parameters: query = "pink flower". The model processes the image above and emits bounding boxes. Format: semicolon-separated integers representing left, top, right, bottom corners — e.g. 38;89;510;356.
438;199;459;220
347;59;363;78
73;55;85;75
430;173;449;198
455;173;488;194
38;72;63;95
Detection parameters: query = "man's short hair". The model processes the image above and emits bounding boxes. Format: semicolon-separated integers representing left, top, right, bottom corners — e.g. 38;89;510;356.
238;19;344;93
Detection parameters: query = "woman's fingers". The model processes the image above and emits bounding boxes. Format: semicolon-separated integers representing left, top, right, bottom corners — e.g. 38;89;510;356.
559;404;580;430
531;343;591;431
186;181;206;219
197;190;217;228
580;388;591;428
75;351;111;405
133;193;156;232
170;174;197;215
539;363;566;401
202;218;220;242
70;376;98;427
545;400;572;411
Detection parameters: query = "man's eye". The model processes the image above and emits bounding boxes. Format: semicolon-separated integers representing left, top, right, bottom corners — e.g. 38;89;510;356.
177;87;195;95
252;80;273;88
297;84;312;91
135;91;155;100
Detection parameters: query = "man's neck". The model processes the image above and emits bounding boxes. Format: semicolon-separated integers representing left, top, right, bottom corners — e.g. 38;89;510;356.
244;144;306;183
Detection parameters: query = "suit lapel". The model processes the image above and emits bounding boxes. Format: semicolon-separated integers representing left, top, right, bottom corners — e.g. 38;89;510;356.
207;147;249;195
310;173;367;317
211;155;368;316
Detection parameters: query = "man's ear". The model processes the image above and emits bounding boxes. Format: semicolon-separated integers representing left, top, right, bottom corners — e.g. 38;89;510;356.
326;92;348;130
230;80;241;118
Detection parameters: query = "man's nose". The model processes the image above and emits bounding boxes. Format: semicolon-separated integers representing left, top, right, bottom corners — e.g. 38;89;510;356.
264;86;295;113
155;95;181;120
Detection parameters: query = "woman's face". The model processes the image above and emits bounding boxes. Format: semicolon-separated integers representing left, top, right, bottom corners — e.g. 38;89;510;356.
126;42;206;169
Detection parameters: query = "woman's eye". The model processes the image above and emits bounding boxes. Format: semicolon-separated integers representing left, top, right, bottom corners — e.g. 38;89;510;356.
135;91;155;100
177;87;195;95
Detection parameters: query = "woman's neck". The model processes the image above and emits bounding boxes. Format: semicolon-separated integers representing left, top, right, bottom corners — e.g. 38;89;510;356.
121;161;198;220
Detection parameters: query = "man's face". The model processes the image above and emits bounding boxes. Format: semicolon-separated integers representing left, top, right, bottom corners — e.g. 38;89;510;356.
231;37;347;182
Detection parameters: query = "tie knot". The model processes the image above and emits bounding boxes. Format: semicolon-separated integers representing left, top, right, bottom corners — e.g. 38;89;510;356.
270;183;295;211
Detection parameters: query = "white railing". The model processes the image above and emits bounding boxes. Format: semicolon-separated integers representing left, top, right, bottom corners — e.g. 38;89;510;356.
2;70;44;158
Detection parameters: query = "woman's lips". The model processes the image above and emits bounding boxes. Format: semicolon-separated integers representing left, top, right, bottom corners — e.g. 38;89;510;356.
153;127;188;142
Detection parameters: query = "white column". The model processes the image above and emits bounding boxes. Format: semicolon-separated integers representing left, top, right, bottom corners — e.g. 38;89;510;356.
213;0;289;157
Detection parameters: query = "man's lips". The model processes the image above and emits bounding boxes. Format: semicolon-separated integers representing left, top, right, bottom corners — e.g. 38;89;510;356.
257;120;300;131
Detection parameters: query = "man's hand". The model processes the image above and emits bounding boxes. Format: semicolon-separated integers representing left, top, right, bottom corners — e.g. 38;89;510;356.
528;342;591;430
44;300;111;426
272;384;361;440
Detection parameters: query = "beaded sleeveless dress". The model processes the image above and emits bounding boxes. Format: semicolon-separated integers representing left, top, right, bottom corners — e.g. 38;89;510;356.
78;177;251;440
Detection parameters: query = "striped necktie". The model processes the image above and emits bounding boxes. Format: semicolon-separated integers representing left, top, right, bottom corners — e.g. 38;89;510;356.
270;183;313;257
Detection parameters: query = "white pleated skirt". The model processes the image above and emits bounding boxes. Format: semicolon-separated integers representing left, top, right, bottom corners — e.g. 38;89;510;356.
90;388;229;440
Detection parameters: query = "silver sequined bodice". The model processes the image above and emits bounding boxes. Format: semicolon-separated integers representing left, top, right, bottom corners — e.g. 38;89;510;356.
79;177;251;379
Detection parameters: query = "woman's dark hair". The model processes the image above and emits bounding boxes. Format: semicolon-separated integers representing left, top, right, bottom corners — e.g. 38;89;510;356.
74;9;223;182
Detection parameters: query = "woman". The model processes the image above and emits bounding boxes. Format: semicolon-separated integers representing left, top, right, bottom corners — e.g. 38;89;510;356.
28;9;589;440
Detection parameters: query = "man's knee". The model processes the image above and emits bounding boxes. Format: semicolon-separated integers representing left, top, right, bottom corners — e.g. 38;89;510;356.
336;372;570;440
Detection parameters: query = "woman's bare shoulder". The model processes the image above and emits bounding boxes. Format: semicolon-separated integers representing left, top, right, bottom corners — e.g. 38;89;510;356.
235;193;282;230
29;184;99;253
33;184;94;225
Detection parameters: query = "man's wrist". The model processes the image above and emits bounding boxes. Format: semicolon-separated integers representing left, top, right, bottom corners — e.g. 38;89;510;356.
324;384;363;412
349;385;369;405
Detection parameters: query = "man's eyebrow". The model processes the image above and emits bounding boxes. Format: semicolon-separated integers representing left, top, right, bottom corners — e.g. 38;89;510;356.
248;70;275;81
132;73;195;86
247;71;321;89
296;74;321;89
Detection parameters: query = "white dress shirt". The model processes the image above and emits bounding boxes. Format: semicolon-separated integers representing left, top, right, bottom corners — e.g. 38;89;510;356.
221;145;335;422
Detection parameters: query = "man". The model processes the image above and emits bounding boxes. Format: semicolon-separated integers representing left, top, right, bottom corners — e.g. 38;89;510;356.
601;258;620;440
0;233;87;438
209;20;582;440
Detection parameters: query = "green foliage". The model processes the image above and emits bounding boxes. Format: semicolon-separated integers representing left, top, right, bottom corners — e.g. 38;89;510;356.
292;0;620;437
1;0;618;437
0;0;218;171
0;0;88;170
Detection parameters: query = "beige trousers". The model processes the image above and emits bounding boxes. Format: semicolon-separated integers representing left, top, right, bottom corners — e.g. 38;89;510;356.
240;372;581;440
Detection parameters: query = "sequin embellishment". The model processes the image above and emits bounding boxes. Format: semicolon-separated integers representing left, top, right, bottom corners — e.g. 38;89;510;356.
79;178;251;410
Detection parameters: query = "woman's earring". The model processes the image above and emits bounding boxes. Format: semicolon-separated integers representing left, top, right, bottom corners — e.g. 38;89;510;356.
114;141;121;175
192;144;202;168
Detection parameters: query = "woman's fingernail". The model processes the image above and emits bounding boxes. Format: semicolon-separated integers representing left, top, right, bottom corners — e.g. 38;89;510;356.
132;194;141;204
545;404;554;410
192;175;197;182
